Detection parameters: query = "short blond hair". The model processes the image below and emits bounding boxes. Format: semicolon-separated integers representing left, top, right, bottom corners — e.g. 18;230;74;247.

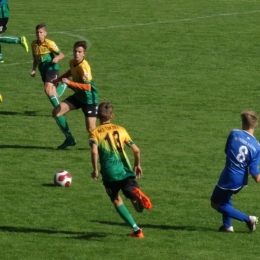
240;110;258;129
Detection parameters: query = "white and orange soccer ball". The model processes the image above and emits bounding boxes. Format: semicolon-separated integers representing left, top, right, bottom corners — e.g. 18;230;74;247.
54;170;72;187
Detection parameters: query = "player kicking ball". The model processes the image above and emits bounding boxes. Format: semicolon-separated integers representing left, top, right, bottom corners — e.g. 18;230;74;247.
89;102;152;238
211;110;260;232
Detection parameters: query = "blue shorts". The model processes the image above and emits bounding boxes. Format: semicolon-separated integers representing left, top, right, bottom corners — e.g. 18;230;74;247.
210;185;242;204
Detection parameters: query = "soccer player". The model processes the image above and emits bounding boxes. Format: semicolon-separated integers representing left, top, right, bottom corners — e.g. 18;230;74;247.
52;40;98;150
88;102;152;238
210;110;260;232
30;23;69;148
0;0;29;63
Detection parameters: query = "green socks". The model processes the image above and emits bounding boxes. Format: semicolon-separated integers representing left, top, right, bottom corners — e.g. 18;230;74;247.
0;43;2;61
49;95;59;108
0;36;21;44
49;95;72;138
55;116;73;138
56;83;67;97
116;204;140;231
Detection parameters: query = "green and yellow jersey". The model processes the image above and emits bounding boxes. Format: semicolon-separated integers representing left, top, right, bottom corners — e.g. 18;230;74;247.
31;39;61;74
0;0;9;18
69;59;98;105
89;123;136;182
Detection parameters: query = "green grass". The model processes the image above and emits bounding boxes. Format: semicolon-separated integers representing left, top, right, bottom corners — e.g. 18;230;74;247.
1;0;260;259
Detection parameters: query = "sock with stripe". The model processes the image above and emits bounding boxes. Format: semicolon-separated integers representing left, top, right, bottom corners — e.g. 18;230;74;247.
115;204;140;232
0;36;21;44
49;95;73;138
56;83;67;97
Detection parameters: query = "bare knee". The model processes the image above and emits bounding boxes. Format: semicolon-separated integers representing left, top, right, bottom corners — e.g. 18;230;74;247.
112;195;123;207
52;106;63;118
52;107;58;117
44;83;57;97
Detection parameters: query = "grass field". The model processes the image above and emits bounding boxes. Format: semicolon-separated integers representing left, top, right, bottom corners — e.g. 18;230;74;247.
1;1;260;259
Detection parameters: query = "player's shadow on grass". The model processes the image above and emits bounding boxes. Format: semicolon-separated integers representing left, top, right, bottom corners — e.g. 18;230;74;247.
0;144;88;150
0;144;55;149
91;220;245;233
0;111;50;117
0;226;109;239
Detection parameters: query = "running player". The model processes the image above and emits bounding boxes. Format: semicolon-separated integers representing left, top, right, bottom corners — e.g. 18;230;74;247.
30;23;69;148
88;102;152;238
0;0;28;63
211;110;260;232
52;40;98;149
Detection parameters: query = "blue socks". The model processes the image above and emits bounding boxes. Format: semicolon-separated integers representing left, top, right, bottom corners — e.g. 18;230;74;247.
218;202;249;227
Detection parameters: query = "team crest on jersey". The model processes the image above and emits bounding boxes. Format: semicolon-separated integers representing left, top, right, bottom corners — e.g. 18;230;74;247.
84;72;89;78
53;45;58;49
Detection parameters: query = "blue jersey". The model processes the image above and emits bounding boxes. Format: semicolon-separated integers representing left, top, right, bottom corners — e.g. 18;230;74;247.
218;129;260;190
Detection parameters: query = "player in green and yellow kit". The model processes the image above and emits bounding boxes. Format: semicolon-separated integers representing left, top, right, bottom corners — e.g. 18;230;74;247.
52;40;98;149
30;23;69;148
88;102;152;238
0;0;28;63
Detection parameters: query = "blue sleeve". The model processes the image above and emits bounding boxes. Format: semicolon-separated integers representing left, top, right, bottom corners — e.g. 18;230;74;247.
224;133;232;154
249;152;260;175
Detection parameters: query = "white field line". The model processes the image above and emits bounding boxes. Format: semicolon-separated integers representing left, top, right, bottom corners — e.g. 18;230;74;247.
3;9;260;67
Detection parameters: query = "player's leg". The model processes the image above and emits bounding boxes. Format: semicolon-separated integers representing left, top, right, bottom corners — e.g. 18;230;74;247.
220;198;233;231
121;177;144;213
122;177;152;211
52;97;76;149
56;82;67;98
0;36;28;52
43;71;61;108
43;70;67;100
211;185;258;231
44;82;58;101
0;41;3;63
104;181;144;238
82;104;98;133
0;17;9;62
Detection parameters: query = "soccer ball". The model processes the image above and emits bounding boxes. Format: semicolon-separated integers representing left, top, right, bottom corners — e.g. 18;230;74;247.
54;170;72;187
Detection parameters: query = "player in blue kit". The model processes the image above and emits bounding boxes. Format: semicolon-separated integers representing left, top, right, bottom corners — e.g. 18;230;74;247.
211;110;260;232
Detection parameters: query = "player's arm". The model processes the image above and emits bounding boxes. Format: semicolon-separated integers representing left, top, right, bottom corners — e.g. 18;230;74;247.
90;141;99;180
30;55;38;77
52;51;65;64
224;133;232;154
251;173;260;183
130;143;142;178
62;79;92;91
249;155;260;183
62;66;92;91
53;70;72;84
